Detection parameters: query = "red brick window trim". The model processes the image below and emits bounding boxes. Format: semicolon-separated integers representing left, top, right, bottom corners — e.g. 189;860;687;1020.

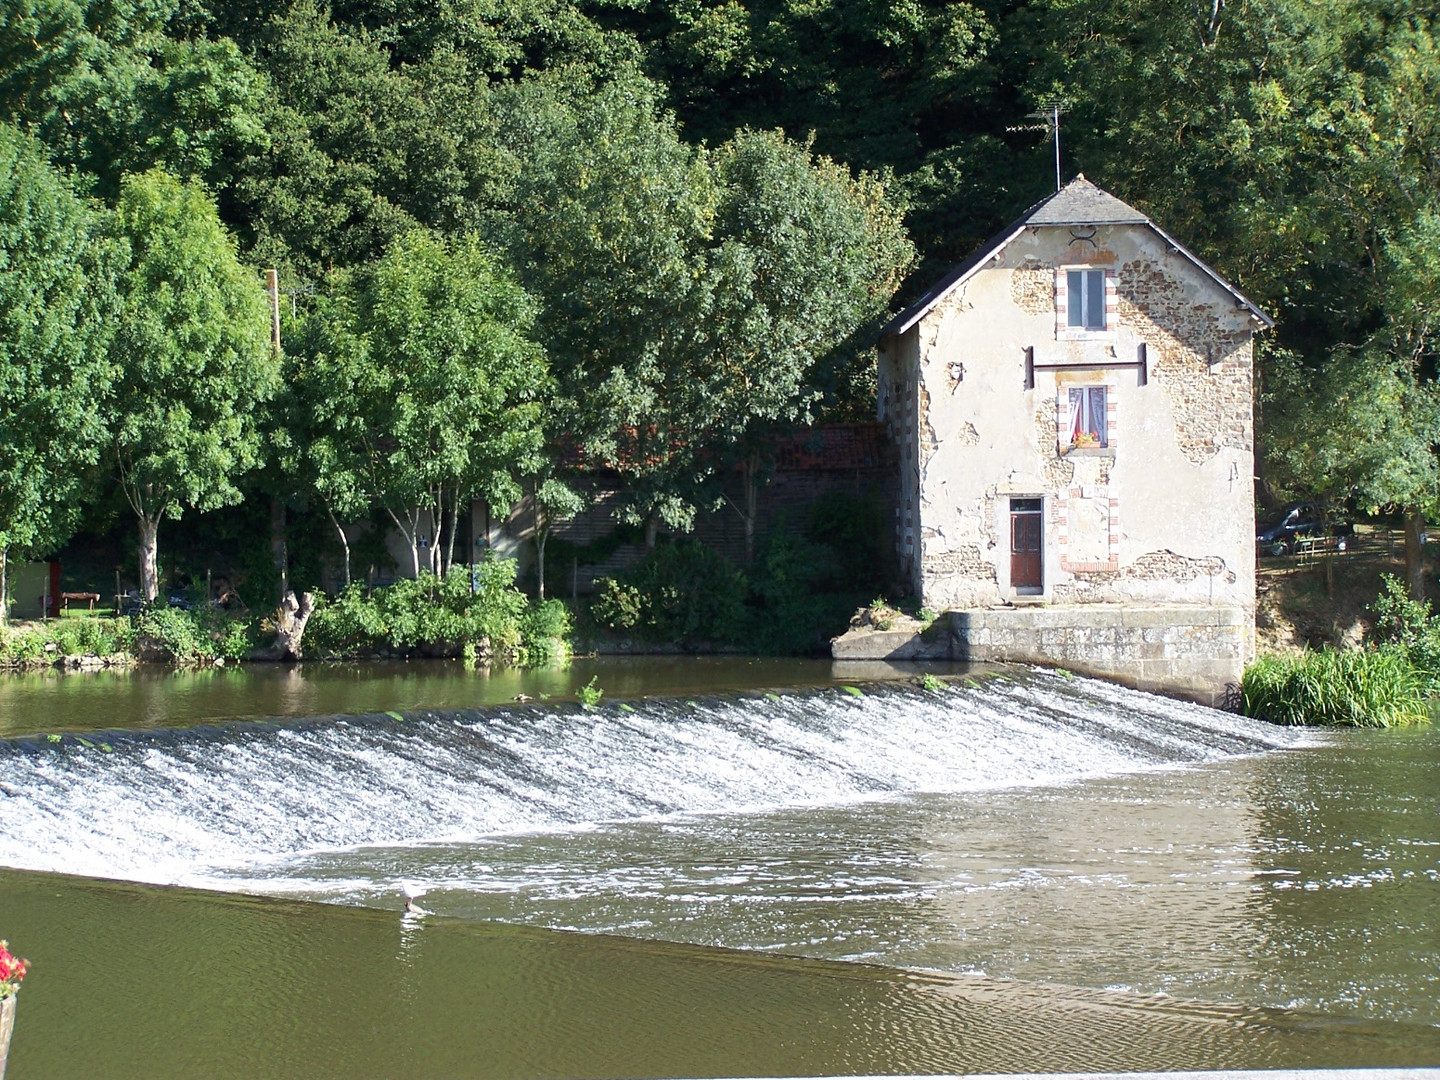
1055;383;1118;453
1054;267;1118;340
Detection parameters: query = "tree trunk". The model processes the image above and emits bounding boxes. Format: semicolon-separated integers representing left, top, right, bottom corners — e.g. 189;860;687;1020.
645;514;657;552
1405;508;1427;601
742;456;759;565
534;486;546;600
325;505;351;589
138;515;160;602
0;547;7;624
270;494;288;603
444;489;461;578
388;507;421;578
256;590;315;660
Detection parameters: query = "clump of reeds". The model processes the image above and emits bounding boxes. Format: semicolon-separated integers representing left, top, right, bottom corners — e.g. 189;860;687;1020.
1241;646;1429;728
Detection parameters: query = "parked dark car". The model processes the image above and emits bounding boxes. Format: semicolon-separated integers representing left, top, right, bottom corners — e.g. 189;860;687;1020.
1256;501;1350;556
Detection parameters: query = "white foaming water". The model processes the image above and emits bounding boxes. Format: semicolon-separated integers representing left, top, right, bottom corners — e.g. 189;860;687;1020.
0;673;1305;889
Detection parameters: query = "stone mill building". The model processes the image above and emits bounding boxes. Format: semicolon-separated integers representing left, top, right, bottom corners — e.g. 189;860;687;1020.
848;176;1273;704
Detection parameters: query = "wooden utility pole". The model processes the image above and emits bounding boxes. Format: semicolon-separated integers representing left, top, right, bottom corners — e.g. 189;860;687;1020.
265;269;281;352
265;269;288;603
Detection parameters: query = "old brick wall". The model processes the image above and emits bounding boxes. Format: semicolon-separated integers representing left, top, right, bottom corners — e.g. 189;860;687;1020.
490;425;899;595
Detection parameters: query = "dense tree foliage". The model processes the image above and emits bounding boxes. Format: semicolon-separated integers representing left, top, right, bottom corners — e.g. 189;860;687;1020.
4;0;1439;596
108;168;276;600
291;230;548;578
0;121;115;616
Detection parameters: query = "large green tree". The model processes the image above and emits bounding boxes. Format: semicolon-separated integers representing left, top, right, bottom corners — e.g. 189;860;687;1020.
692;128;913;558
501;67;912;546
0;120;116;618
0;0;269;196
296;230;549;579
109;168;277;601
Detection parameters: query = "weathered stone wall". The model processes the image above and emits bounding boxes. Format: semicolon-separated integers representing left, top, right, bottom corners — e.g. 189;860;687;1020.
896;220;1258;628
831;604;1248;707
1117;259;1253;464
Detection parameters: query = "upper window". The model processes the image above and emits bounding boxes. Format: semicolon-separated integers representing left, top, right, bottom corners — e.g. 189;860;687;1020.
1067;386;1108;447
1067;269;1106;330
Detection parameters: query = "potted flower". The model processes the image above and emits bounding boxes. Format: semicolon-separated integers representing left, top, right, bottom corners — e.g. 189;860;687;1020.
0;940;28;1079
1072;429;1100;448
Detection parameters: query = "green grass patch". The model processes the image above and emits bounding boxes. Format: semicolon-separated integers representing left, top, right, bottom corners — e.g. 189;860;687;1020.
1241;646;1429;727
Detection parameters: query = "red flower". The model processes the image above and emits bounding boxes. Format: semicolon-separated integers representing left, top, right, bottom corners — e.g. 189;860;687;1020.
0;940;28;996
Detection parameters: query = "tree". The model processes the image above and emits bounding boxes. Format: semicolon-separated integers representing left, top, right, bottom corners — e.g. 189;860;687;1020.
303;230;549;580
694;129;913;559
501;68;913;549
109;168;277;601
284;278;376;590
529;474;586;601
501;66;720;540
0;0;270;197
0;121;116;619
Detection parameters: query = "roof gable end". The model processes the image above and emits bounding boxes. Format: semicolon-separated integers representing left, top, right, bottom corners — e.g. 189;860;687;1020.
879;175;1272;338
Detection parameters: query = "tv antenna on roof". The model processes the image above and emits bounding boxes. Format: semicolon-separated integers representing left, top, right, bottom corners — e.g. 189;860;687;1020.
1007;99;1069;193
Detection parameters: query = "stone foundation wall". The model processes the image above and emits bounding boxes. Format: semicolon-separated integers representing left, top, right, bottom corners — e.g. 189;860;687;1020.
832;604;1248;707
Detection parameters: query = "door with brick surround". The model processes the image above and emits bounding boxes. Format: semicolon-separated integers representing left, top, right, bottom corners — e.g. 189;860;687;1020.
1009;498;1043;594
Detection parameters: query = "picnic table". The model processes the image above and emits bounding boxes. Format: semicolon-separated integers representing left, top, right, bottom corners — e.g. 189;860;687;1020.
60;591;101;612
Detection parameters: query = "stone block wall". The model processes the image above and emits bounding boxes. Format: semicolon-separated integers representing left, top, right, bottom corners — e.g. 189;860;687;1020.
958;605;1246;706
832;604;1248;707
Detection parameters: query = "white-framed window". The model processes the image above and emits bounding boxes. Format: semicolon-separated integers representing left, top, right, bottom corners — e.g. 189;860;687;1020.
1067;269;1106;330
1066;386;1108;447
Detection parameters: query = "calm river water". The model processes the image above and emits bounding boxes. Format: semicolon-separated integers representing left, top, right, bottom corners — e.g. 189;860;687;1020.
0;658;1436;1078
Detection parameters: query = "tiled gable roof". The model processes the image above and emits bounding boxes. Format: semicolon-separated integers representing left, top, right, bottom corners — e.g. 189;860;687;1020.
1023;175;1149;226
879;175;1272;338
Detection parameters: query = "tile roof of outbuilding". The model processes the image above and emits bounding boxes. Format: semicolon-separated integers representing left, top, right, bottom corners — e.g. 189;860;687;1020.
879;175;1273;338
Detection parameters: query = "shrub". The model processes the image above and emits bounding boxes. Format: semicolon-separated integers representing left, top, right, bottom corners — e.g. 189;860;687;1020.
591;542;747;644
0;627;50;664
134;606;214;662
305;561;565;664
1241;647;1428;727
49;617;124;657
1369;573;1440;691
805;492;885;593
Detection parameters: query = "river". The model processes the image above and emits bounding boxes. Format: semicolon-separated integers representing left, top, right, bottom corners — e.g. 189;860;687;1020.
0;659;1435;1077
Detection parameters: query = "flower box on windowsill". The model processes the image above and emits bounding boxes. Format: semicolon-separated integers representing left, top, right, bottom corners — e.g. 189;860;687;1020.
1060;444;1116;458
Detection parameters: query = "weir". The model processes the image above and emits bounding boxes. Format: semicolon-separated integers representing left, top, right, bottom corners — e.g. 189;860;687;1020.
0;672;1302;890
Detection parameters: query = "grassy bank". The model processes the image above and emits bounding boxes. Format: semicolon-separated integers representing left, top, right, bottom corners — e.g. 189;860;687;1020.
1241;647;1429;727
1;562;568;669
1243;574;1438;727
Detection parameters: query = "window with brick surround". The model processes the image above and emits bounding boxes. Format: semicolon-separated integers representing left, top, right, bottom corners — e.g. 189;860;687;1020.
1054;268;1117;339
1067;269;1106;329
1066;386;1107;447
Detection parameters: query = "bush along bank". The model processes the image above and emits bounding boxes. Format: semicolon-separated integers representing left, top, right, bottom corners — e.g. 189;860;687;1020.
588;529;880;656
1241;575;1437;727
0;560;569;669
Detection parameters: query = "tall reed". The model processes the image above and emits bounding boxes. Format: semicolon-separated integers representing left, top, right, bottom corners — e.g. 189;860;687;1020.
1241;646;1429;727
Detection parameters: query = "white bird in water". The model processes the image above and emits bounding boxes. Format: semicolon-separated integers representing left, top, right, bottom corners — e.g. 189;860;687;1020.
400;881;429;915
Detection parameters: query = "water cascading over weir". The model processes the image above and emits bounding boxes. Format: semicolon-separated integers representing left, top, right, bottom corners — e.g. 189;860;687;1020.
0;673;1303;892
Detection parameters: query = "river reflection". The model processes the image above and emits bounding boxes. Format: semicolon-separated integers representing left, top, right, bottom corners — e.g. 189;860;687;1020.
2;869;1437;1080
0;665;1436;1078
0;656;966;736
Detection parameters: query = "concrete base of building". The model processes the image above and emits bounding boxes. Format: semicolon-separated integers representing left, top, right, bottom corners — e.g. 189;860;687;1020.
830;603;1249;708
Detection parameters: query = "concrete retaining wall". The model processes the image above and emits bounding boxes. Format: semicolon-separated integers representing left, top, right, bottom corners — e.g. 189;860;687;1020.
831;604;1248;707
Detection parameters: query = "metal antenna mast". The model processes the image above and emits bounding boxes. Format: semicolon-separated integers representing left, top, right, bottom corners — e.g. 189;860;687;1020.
1007;100;1069;192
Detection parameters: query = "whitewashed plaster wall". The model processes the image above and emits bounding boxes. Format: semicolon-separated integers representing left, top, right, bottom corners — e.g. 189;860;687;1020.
900;223;1257;617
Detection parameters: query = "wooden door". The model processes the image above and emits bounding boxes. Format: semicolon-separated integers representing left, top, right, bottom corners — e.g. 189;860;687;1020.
1009;499;1043;593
